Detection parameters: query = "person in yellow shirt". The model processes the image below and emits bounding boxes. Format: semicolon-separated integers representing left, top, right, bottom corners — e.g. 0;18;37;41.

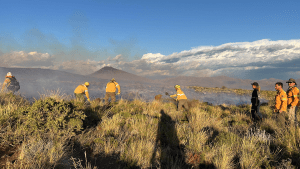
274;82;288;127
170;85;189;112
286;78;299;127
74;82;90;102
104;78;120;105
1;72;20;93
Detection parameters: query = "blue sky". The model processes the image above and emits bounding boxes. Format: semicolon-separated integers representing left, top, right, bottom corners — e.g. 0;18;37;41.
1;0;300;80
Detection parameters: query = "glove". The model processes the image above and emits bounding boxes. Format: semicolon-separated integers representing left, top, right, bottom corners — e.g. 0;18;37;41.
87;98;90;102
116;93;120;95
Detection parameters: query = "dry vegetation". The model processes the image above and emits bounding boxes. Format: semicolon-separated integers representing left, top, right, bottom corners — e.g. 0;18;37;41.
0;87;299;169
188;86;277;101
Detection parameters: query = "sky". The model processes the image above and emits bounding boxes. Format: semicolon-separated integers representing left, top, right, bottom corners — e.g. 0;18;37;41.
0;0;300;80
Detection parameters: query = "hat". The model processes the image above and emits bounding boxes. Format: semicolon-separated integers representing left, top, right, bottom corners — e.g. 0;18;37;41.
286;78;297;85
174;85;180;88
111;78;115;81
84;82;90;86
6;72;12;76
251;82;259;86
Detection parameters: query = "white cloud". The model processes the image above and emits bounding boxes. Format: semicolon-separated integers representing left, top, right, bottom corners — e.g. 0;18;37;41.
141;53;165;63
2;39;300;79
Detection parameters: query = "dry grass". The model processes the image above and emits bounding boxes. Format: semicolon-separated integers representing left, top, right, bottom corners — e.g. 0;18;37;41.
188;86;277;101
0;87;299;168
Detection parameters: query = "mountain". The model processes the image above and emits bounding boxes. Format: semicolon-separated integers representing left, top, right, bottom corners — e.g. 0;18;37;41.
89;66;156;84
0;66;296;100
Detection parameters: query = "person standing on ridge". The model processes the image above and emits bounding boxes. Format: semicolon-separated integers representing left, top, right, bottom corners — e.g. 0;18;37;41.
104;78;120;105
274;82;288;127
251;82;263;122
74;82;90;102
286;78;299;127
170;85;189;112
1;72;20;93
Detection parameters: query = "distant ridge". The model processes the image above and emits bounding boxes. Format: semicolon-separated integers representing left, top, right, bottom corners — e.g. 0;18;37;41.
158;75;288;91
0;66;295;92
89;66;155;83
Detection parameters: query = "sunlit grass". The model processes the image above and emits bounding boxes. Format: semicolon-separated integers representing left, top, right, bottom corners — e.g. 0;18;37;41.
0;87;299;168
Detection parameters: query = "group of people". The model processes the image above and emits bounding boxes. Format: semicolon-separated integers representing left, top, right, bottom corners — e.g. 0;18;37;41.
74;78;121;106
251;78;299;126
2;72;300;126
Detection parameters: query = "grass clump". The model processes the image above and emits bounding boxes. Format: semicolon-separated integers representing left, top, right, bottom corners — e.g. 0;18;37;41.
1;87;300;168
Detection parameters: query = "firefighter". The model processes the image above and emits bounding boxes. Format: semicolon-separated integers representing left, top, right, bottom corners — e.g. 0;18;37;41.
170;85;189;112
74;82;90;102
274;82;288;127
104;78;120;105
1;72;20;93
286;78;299;127
251;82;263;122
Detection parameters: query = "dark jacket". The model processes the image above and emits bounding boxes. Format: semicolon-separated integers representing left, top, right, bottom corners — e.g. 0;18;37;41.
251;89;260;106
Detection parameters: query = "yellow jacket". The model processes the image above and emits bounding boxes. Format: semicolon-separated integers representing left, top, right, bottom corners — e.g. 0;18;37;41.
74;85;89;99
1;76;18;91
170;88;187;100
2;76;11;91
286;86;299;107
275;89;287;112
106;81;120;93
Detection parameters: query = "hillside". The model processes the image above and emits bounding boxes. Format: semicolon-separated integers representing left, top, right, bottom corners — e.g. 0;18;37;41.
1;91;299;168
0;66;297;101
89;66;156;84
159;75;290;91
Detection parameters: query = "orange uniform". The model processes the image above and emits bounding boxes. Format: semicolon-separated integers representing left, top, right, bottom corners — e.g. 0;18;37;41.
74;84;89;99
286;86;299;107
170;88;187;100
1;76;20;92
2;76;12;91
274;89;287;112
106;81;120;93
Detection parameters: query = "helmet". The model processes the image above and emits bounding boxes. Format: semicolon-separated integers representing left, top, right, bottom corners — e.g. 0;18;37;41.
7;72;12;76
84;82;90;86
174;85;180;89
111;78;115;81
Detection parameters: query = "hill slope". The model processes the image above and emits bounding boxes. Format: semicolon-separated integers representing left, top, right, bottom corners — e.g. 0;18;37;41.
89;66;156;83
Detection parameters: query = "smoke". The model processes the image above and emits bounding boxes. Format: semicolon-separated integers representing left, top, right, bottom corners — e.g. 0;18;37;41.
0;10;147;75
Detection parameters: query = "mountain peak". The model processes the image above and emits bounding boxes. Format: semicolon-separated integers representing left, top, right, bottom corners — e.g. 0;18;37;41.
100;66;118;70
89;66;154;83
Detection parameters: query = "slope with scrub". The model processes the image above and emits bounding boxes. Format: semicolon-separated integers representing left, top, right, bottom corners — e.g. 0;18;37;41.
0;88;299;168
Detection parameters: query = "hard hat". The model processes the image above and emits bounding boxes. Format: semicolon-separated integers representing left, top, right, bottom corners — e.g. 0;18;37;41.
84;82;90;86
174;85;180;89
111;78;115;81
7;72;12;76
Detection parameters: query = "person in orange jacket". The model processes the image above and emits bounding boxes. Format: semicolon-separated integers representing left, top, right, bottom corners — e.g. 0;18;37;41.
104;78;120;105
74;82;90;102
170;85;189;112
286;78;299;127
274;82;288;127
1;72;20;93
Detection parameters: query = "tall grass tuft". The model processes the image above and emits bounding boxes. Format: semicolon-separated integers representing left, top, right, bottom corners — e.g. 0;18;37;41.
1;88;300;168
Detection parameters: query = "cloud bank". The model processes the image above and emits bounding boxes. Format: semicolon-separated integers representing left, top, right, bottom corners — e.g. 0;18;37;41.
1;39;300;80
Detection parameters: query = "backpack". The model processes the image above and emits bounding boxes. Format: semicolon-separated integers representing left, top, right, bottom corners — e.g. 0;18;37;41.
7;76;20;92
